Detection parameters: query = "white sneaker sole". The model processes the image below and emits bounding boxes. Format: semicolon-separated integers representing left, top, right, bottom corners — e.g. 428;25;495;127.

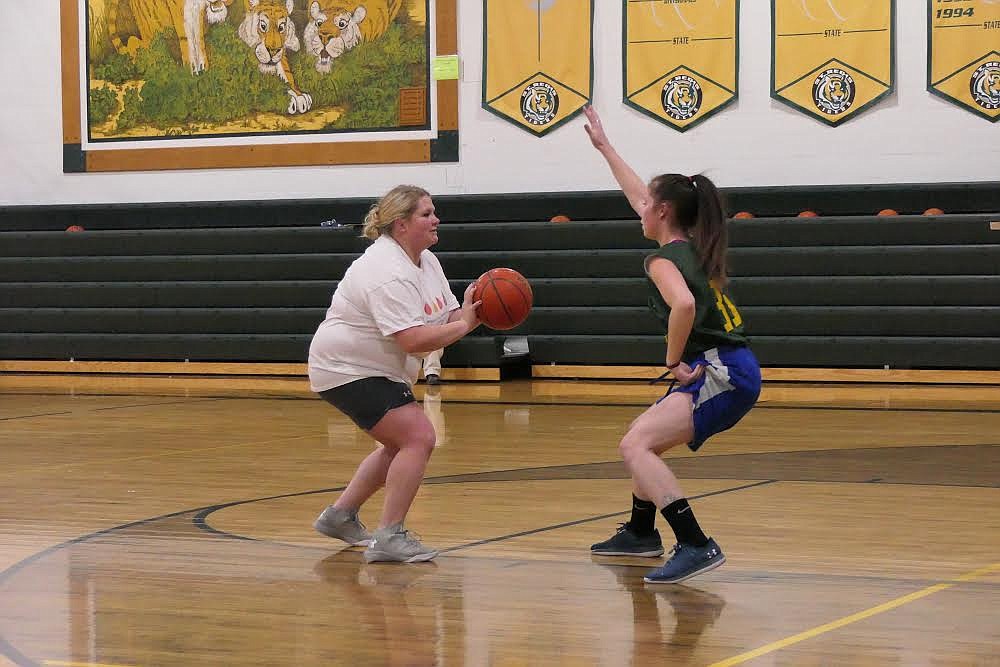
591;548;665;557
313;520;372;547
643;555;726;584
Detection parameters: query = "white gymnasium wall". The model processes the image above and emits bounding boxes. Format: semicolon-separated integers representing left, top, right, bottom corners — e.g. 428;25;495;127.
1;1;997;206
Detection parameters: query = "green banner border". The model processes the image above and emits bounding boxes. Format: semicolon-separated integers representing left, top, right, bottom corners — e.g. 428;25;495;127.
481;0;595;137
926;0;1000;123
770;0;896;127
621;0;740;133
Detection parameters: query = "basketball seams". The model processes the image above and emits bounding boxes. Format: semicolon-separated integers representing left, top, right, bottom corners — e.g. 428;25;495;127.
485;276;515;328
475;268;533;330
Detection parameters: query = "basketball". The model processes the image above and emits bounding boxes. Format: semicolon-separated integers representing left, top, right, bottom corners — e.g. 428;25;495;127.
733;211;754;219
473;268;533;330
66;225;84;232
878;208;898;216
797;210;819;218
550;214;571;223
924;207;944;216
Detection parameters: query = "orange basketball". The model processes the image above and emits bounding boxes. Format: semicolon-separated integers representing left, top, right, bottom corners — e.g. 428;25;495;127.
877;209;899;216
924;207;944;216
473;268;533;330
797;210;819;218
66;225;85;232
550;214;571;223
733;211;754;219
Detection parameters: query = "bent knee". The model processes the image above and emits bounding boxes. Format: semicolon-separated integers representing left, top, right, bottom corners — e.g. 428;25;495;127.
618;432;648;463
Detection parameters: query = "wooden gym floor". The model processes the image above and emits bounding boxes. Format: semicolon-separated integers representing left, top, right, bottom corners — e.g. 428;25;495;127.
0;374;997;666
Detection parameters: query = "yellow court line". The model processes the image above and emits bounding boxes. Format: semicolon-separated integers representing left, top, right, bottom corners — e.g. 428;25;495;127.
43;661;137;667
708;562;1000;667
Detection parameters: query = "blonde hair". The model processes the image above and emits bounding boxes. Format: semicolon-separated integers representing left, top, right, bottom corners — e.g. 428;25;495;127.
361;185;431;241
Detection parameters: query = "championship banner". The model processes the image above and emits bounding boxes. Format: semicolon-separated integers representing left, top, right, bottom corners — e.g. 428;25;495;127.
483;0;593;136
624;0;739;132
928;0;1000;122
772;1;894;126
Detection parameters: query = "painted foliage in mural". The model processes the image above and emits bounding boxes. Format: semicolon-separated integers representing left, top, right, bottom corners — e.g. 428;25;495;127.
86;0;428;140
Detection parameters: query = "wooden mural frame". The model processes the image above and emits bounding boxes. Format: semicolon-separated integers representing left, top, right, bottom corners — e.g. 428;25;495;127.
60;0;458;172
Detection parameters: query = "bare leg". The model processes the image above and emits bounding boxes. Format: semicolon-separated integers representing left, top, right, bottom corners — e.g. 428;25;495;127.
334;445;396;512
365;402;437;529
618;392;695;509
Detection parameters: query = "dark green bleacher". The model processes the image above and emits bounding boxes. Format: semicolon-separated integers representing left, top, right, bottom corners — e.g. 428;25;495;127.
1;215;998;369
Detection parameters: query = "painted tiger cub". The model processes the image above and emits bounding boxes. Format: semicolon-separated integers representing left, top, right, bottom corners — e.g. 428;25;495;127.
237;0;313;114
303;0;405;72
106;0;234;74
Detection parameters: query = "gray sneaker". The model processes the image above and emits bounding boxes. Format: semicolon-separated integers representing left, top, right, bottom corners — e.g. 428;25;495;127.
363;524;438;563
313;506;372;546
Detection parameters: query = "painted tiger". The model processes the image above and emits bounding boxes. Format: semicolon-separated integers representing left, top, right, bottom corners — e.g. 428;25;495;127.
237;0;313;114
106;0;234;74
303;0;405;73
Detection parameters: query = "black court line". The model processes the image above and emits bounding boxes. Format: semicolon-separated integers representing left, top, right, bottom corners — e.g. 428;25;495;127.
91;397;230;411
0;411;72;421
424;399;1000;414
439;480;777;554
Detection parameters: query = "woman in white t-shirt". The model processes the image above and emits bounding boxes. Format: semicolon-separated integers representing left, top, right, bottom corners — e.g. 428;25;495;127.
308;185;480;563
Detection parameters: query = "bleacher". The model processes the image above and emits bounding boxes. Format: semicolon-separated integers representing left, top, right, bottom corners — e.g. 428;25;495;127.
1;188;998;373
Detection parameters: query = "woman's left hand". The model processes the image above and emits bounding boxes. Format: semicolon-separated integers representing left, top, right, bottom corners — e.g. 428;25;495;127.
671;361;705;386
460;281;482;330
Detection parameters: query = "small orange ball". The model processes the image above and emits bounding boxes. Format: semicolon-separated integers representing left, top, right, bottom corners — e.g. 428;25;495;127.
797;210;819;218
550;214;571;223
66;225;85;232
923;207;944;216
877;209;899;216
733;211;754;219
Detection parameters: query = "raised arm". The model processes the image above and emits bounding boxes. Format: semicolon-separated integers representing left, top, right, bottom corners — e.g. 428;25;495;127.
583;106;650;217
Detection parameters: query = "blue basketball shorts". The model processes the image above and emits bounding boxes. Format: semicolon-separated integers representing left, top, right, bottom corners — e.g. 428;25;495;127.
657;345;761;451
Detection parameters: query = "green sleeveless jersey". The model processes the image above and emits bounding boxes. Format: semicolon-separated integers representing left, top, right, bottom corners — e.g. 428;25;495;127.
645;240;748;361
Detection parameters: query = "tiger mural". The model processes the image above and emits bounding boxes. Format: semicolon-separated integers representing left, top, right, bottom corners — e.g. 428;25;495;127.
237;0;313;114
303;0;405;73
106;0;234;74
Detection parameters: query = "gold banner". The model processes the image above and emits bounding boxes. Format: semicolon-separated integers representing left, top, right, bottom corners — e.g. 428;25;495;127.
928;0;1000;122
624;0;739;132
772;0;894;126
483;0;593;136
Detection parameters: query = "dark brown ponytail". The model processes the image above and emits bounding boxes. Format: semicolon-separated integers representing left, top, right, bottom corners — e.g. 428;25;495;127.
648;173;730;287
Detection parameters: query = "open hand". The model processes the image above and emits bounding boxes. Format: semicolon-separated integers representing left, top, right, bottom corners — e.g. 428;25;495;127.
460;281;482;330
583;105;610;150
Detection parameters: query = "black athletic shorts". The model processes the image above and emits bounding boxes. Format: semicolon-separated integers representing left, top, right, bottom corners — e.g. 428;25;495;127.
318;377;416;431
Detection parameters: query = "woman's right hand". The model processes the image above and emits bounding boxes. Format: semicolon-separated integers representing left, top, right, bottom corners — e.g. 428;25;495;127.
583;105;611;151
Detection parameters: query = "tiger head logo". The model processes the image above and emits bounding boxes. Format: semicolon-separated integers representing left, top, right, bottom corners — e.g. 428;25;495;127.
520;82;559;126
813;68;855;115
971;62;1000;110
661;75;702;121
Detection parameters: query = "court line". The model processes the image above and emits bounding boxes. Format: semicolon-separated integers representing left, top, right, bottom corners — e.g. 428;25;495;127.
441;480;777;553
42;661;136;667
707;562;1000;667
0;412;72;421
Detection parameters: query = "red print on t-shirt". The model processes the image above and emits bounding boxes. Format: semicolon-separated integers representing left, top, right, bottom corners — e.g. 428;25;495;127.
424;303;433;315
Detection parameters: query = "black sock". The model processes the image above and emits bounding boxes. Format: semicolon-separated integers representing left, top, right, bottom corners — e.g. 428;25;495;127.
661;498;709;547
628;495;657;536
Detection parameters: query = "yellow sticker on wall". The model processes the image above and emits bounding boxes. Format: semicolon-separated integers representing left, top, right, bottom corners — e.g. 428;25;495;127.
772;0;895;126
928;0;1000;122
624;0;739;132
483;0;593;136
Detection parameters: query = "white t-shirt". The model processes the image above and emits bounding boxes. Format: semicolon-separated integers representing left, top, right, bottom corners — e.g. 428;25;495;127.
308;234;460;391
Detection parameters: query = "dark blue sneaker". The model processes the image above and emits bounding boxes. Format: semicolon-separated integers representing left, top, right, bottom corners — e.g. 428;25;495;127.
643;538;725;584
591;523;665;557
